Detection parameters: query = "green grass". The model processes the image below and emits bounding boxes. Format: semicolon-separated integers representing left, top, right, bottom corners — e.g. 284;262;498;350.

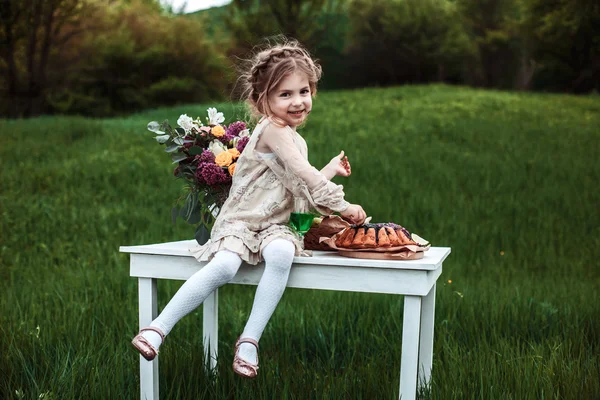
1;84;599;399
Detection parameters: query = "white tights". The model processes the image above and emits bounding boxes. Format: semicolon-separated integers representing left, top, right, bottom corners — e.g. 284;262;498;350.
141;238;295;365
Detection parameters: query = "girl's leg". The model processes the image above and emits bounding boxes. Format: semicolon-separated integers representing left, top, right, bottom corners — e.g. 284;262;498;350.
140;250;242;350
237;238;295;364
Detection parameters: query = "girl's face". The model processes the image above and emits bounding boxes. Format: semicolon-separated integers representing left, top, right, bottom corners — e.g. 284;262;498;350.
267;71;312;130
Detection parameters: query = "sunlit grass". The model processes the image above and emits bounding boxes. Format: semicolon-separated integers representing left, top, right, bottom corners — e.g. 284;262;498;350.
1;84;599;399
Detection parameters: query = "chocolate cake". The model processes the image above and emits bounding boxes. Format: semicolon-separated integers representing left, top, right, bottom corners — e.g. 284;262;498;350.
334;223;418;249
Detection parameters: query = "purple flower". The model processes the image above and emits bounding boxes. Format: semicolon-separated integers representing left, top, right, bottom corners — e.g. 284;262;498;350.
219;133;235;145
198;149;215;164
201;163;231;186
195;162;207;184
226;121;247;137
236;136;249;153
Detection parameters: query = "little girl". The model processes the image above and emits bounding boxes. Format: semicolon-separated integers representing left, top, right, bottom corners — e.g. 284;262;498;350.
132;39;367;379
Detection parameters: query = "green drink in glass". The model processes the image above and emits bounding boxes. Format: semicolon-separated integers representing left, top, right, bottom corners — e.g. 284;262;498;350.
289;212;314;234
289;197;314;235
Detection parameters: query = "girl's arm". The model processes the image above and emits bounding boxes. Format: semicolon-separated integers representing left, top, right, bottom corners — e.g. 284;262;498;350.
260;124;350;214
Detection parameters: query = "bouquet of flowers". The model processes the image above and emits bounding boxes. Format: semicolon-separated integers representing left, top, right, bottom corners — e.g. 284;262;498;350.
147;108;251;244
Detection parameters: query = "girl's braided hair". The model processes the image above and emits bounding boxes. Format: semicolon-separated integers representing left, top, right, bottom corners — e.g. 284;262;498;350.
237;37;322;119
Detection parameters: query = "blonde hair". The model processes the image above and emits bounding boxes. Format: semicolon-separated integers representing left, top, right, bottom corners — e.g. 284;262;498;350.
237;37;322;121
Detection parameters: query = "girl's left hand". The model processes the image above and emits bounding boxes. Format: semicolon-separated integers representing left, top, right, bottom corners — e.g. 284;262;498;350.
326;150;351;177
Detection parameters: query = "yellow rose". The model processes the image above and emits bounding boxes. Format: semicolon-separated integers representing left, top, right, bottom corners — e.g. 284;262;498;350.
211;125;225;138
228;162;236;176
215;150;233;167
227;148;240;159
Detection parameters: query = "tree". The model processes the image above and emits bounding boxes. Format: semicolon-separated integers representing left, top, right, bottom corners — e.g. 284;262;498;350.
223;0;351;90
0;0;230;117
345;0;471;87
456;0;523;88
226;0;332;46
521;0;600;92
0;0;101;117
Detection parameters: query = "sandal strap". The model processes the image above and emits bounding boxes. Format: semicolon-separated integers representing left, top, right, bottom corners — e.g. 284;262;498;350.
139;326;165;342
233;356;259;372
135;335;158;353
236;337;259;351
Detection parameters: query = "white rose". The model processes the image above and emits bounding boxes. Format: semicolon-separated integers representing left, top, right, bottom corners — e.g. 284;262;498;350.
177;114;195;132
238;129;250;138
207;107;225;125
208;140;226;156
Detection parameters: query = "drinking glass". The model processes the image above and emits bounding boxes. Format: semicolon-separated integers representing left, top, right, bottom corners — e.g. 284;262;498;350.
289;197;314;236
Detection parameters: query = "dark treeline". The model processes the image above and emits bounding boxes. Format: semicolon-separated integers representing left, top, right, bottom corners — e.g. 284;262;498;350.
1;0;598;118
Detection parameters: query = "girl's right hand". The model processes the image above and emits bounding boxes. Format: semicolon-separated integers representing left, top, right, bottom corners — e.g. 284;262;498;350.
340;204;367;225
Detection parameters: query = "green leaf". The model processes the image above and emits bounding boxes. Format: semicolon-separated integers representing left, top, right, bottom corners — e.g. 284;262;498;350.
147;121;164;134
180;191;200;224
188;208;201;224
188;146;204;155
172;152;188;163
155;134;170;144
165;144;180;153
175;128;186;135
195;224;210;245
187;199;202;224
203;207;215;224
182;165;195;173
180;192;193;219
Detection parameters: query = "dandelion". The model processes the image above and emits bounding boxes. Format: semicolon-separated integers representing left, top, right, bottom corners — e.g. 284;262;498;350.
447;279;452;284
500;251;505;256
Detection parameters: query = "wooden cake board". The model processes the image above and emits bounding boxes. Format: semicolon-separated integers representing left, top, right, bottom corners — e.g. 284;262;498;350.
338;250;424;260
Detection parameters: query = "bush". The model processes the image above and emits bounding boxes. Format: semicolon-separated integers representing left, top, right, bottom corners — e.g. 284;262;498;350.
144;77;207;106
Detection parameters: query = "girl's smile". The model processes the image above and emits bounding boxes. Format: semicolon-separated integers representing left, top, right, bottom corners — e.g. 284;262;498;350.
288;110;306;119
268;72;312;129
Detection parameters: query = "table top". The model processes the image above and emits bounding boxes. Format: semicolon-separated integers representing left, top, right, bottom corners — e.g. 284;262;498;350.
120;240;451;271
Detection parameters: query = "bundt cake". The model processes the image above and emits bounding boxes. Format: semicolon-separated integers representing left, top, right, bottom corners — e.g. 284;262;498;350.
334;223;418;249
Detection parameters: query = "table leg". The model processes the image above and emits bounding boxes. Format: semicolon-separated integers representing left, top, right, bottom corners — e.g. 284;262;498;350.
399;295;422;400
203;288;218;371
418;283;436;390
138;277;159;400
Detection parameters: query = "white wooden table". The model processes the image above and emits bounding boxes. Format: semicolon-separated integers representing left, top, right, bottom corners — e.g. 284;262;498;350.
120;240;451;400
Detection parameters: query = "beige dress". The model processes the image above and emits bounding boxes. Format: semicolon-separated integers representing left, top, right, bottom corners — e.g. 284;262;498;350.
190;117;350;265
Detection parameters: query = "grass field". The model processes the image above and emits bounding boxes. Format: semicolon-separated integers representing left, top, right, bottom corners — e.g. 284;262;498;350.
1;84;599;399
